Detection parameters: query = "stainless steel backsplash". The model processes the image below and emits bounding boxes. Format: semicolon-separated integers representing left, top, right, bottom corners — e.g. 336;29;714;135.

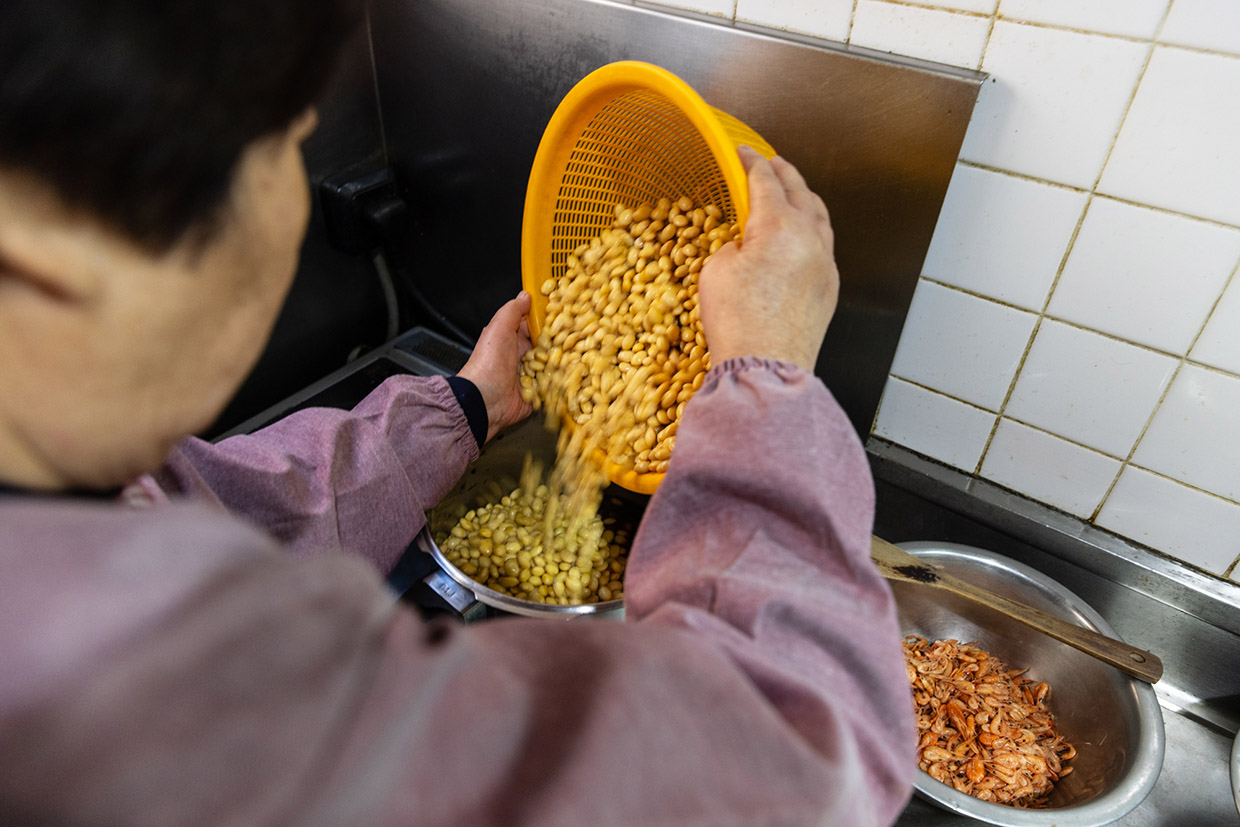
365;0;984;435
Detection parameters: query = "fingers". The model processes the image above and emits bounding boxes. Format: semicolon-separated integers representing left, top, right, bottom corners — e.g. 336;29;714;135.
769;156;829;223
517;316;532;357
736;144;762;171
742;150;790;230
759;155;833;253
506;291;532;326
768;155;809;196
485;291;531;336
741;150;832;236
738;149;834;260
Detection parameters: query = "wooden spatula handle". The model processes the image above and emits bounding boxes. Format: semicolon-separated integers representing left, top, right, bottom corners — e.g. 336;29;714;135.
872;537;1163;684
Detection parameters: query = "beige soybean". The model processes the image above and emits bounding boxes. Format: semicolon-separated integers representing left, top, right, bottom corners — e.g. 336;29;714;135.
437;465;629;606
520;197;735;481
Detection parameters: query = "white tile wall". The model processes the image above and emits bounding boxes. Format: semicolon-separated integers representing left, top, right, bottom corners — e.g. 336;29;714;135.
874;378;996;471
1046;198;1240;354
1099;47;1240;227
960;21;1148;188
902;0;997;14
850;1;991;69
1192;275;1240;375
1160;0;1240;55
922;165;1087;310
1132;365;1240;502
998;0;1169;39
980;418;1121;517
888;280;1037;410
736;0;853;39
1005;320;1177;456
636;0;1240;579
641;0;735;18
1097;467;1240;575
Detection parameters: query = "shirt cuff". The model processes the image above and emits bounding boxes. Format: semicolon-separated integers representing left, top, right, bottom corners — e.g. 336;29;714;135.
445;375;488;449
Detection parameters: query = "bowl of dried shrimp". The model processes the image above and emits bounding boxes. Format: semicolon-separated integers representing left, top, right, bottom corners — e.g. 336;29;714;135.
891;541;1164;826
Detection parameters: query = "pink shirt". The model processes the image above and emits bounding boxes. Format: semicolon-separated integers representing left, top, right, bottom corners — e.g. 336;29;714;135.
0;358;915;826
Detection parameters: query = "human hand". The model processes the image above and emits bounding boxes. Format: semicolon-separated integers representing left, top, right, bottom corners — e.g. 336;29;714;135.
698;147;839;372
457;292;534;442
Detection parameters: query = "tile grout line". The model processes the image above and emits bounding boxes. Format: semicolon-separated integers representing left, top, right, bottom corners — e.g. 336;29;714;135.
1087;360;1181;522
894;368;1240;510
957;158;1240;232
956;160;1093;194
1184;254;1240;370
893;356;1240;512
977;2;999;72
1100;252;1240;541
1117;457;1240;512
847;0;860;42
968;188;1097;475
857;0;1240;61
918;276;1240;381
1085;1;1172;197
886;374;999;415
967;325;1039;476
1084;0;1177;522
945;1;1000;474
864;0;992;21
892;376;1240;510
643;0;1240;64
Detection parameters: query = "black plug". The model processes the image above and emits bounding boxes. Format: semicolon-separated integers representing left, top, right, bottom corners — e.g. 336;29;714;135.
319;165;405;255
317;165;476;348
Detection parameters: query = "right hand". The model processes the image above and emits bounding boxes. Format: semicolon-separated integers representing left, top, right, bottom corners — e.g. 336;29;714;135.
698;147;839;372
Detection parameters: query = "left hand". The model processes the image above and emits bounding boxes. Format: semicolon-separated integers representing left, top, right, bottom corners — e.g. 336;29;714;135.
457;292;534;442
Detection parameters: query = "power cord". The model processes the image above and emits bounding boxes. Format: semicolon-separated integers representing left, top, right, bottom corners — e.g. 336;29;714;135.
319;165;477;350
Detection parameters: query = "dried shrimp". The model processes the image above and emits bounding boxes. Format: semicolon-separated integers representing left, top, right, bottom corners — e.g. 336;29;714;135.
903;635;1076;807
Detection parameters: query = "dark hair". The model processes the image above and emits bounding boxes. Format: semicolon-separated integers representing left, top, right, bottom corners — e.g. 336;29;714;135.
0;0;362;251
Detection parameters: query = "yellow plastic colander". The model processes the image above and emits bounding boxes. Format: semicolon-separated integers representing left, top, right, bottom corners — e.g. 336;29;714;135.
521;61;777;495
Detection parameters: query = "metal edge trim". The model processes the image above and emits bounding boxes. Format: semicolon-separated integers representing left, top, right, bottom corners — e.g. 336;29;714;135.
615;0;988;85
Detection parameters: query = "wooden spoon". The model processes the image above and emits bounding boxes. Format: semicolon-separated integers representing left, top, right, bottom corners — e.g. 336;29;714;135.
871;536;1163;684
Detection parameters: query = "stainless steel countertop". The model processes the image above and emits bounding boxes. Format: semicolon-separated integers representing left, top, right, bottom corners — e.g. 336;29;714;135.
896;702;1236;825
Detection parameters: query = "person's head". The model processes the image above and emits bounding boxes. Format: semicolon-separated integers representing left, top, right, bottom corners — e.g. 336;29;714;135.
0;0;361;490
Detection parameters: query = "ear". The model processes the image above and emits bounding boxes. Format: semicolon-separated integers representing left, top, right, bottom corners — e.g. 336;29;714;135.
0;172;108;303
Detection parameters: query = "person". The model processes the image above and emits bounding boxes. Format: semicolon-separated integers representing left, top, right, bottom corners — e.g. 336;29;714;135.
0;1;915;824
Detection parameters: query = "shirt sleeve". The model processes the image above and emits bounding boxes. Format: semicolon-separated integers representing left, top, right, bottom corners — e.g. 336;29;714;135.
624;356;918;824
2;358;915;826
146;373;481;573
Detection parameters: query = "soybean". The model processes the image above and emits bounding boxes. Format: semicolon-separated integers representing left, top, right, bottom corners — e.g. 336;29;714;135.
520;197;736;479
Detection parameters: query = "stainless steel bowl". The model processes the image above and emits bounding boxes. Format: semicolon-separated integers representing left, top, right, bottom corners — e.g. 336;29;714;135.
892;541;1165;826
414;526;625;618
1230;727;1240;815
417;415;641;619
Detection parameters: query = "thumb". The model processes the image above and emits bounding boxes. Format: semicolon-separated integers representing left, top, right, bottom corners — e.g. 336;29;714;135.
742;152;787;233
489;291;531;334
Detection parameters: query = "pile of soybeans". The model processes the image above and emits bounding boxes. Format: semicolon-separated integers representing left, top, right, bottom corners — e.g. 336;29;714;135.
437;196;737;606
